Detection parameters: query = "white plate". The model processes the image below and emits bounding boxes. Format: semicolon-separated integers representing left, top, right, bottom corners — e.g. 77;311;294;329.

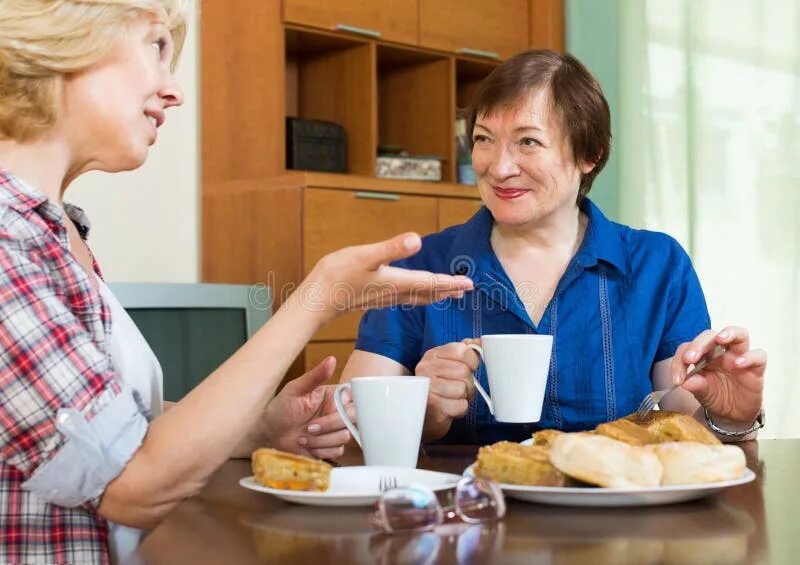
466;455;757;508
240;466;461;507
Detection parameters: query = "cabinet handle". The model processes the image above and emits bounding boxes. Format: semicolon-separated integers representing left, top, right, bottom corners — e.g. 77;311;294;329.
458;47;500;60
335;24;381;39
355;191;400;201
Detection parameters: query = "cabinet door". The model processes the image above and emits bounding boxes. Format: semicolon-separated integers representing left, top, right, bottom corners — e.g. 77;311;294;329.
304;341;356;385
303;188;439;340
438;197;483;230
284;0;419;45
419;0;529;60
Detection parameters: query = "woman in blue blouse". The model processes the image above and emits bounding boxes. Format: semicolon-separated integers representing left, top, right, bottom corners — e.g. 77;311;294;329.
342;50;766;445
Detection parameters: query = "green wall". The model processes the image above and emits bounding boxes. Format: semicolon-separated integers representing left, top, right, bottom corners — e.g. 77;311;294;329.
566;0;620;220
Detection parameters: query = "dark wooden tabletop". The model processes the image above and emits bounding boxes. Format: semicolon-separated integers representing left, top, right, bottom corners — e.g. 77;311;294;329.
136;439;799;564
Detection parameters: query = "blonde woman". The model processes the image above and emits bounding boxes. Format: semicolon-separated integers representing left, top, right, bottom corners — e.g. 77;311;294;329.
0;1;473;563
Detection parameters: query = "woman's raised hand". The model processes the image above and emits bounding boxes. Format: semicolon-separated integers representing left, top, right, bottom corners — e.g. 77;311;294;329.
299;232;474;323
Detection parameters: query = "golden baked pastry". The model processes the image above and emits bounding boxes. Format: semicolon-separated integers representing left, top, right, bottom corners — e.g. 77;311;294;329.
647;442;746;485
627;410;720;445
251;448;332;492
549;433;663;488
531;429;564;448
475;441;568;486
595;418;662;446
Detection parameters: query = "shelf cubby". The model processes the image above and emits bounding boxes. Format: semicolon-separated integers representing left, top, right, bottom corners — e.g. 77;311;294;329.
456;57;500;110
377;45;454;182
285;26;377;176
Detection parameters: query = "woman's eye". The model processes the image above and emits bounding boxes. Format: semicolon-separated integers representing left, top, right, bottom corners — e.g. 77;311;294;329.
521;137;541;147
152;37;167;54
473;135;490;144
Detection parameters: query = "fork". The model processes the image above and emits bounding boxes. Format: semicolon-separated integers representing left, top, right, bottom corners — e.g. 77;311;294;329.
379;476;398;492
634;345;727;420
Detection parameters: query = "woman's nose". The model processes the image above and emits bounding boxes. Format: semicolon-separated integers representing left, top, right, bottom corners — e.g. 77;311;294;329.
487;144;521;179
160;71;184;108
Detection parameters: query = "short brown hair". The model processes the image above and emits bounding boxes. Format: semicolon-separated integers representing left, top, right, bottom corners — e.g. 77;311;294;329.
0;0;187;142
467;49;611;197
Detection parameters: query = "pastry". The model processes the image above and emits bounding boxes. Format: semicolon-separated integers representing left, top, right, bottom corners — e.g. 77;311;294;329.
595;418;662;446
647;441;746;485
549;433;663;488
475;441;568;486
627;410;720;445
251;448;332;492
531;429;564;448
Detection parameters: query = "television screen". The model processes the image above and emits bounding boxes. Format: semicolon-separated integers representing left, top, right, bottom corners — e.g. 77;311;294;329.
126;307;248;401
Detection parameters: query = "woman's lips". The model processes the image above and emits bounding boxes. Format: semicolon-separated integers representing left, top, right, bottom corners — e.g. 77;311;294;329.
492;186;528;200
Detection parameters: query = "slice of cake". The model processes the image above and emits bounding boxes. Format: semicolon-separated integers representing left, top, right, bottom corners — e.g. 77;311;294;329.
251;448;332;492
628;410;720;445
475;441;568;486
595;418;662;446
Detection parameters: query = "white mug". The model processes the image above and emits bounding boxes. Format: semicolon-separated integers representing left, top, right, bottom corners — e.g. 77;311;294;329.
466;334;553;423
334;376;430;468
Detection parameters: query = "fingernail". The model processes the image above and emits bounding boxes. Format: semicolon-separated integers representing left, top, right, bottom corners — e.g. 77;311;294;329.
672;374;681;385
298;436;308;446
403;235;420;250
736;357;746;366
687;350;697;361
719;331;729;340
307;424;322;434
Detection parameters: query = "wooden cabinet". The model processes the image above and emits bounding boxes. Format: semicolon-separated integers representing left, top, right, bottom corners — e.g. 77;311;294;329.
202;2;563;384
304;341;357;384
530;0;565;51
284;0;419;45
419;0;530;60
204;172;480;345
303;188;439;272
304;187;439;341
204;0;562;189
201;0;285;183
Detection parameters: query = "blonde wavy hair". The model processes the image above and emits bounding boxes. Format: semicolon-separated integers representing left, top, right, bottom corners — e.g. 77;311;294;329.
0;0;188;141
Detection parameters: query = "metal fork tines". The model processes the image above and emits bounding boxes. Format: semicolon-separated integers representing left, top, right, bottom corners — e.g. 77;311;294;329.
379;476;398;492
634;345;727;420
634;384;679;420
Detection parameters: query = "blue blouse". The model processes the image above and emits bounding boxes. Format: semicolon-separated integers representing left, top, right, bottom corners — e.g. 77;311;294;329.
355;199;711;445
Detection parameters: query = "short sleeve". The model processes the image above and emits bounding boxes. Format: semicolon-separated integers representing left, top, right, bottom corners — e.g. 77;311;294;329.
0;241;148;508
655;242;712;361
355;303;427;373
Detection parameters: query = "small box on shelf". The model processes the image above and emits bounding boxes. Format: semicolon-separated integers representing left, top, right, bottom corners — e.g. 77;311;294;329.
286;117;347;173
376;154;443;181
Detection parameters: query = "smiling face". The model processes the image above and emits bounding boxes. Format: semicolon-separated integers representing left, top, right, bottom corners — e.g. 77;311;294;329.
471;88;594;229
59;13;183;172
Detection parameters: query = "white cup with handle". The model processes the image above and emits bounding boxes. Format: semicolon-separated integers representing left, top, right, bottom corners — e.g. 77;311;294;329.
334;376;430;468
466;334;553;423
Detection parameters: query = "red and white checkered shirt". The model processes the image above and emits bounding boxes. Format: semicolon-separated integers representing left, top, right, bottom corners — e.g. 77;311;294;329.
0;168;147;564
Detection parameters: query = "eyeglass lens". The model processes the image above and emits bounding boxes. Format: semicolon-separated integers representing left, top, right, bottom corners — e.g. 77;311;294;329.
456;477;506;522
380;486;443;533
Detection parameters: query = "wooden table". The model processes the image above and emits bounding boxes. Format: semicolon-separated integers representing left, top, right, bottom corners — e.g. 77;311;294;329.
136;440;798;564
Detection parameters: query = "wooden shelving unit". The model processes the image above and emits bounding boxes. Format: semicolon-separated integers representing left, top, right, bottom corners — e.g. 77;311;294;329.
201;0;564;383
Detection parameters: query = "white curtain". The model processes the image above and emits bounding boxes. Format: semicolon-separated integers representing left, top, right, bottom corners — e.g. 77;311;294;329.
618;0;800;438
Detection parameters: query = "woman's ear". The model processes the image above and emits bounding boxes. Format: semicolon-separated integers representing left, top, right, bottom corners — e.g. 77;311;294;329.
579;160;596;175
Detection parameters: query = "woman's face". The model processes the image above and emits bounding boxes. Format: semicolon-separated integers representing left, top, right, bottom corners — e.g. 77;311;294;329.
471;88;593;229
60;13;183;172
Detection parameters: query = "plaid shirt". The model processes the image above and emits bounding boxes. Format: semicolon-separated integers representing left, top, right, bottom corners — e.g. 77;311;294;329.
0;168;148;564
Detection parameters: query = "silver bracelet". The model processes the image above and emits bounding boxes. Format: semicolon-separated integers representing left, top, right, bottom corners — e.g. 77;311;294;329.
703;407;765;438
